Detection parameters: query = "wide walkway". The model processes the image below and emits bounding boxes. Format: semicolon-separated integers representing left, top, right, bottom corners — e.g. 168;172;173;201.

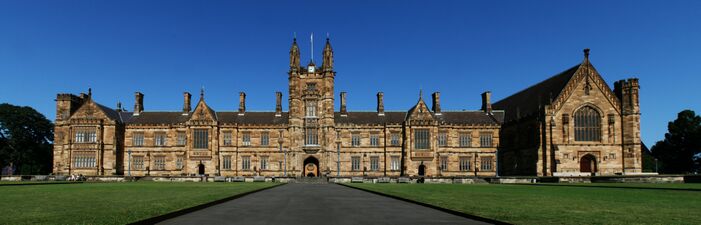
159;183;489;225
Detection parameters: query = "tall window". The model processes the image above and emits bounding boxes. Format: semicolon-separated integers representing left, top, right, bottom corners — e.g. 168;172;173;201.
74;127;97;143
223;156;232;170
132;132;144;146
176;156;184;170
261;132;269;146
370;134;379;147
223;131;233;146
437;132;447;147
480;132;493;147
481;157;493;171
155;132;167;146
305;128;318;145
391;133;400;146
193;129;208;149
414;129;429;150
305;101;317;117
177;131;186;146
575;106;602;141
459;157;471;171
351;156;361;171
440;156;448;171
72;152;95;168
242;132;251;146
390;156;400;171
154;156;165;170
132;156;144;170
351;134;360;147
260;156;268;170
459;132;471;147
241;156;250;170
370;156;379;171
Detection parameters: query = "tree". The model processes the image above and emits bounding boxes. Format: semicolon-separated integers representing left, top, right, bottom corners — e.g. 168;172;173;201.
651;110;701;174
0;103;54;175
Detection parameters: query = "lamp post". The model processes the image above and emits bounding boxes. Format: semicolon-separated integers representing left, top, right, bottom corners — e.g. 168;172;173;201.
278;130;286;177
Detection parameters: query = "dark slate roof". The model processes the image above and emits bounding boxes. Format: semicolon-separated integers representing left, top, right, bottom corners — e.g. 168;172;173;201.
435;111;503;125
94;102;122;122
493;64;581;122
217;112;289;125
125;112;190;124
334;112;407;124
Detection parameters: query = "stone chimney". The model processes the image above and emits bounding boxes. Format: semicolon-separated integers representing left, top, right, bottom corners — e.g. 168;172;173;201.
481;91;492;114
116;101;123;112
432;92;441;115
134;92;144;116
340;92;347;116
275;91;282;117
238;92;246;115
377;92;384;116
183;92;191;115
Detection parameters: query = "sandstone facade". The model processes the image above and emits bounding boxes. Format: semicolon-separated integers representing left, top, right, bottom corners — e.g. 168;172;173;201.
52;41;642;177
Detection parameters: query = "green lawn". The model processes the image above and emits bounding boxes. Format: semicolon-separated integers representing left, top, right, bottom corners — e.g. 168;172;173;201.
0;182;278;224
348;183;701;225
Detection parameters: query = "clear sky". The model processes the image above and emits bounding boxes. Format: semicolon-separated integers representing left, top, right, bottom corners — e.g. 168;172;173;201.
0;0;699;146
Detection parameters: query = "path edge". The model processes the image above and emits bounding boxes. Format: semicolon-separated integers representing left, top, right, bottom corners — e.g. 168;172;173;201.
338;183;511;225
129;183;285;225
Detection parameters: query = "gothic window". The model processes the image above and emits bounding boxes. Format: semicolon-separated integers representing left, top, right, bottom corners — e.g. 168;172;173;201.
351;134;360;147
223;131;233;146
260;156;268;170
177;131;186;146
132;156;144;170
414;129;430;150
481;157;493;171
154;132;167;146
241;156;250;170
306;82;317;91
193;129;209;149
390;133;400;146
370;134;379;146
574;106;602;141
74;127;97;143
437;132;447;147
132;132;144;146
305;128;318;146
440;156;448;171
305;101;317;117
390;156;400;171
154;156;165;170
459;132;471;147
242;132;250;146
72;152;95;168
370;156;379;171
351;156;361;171
459;157;471;171
261;132;269;146
176;156;184;170
480;132;493;147
223;156;232;170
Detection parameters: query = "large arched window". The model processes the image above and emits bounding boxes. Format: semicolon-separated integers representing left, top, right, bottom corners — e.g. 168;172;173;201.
574;106;601;141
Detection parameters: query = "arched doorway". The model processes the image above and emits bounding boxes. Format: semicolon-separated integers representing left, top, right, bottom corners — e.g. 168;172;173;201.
418;165;426;176
580;154;597;174
198;163;205;175
303;157;319;177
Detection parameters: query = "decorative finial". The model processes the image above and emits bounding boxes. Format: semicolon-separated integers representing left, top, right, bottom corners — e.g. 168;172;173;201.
584;48;590;59
293;32;296;40
200;86;204;99
326;32;329;40
88;88;92;97
419;89;423;100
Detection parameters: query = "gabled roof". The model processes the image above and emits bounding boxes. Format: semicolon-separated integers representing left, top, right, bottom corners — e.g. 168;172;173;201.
435;111;504;125
493;64;581;122
94;102;122;122
125;112;189;125
217;112;289;125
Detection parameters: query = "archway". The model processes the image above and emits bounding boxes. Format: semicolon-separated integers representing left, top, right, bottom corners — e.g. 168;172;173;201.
418;165;426;176
580;154;597;174
198;163;205;175
303;156;319;177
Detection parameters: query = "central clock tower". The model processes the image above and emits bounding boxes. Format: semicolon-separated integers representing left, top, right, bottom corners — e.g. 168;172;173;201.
288;37;336;176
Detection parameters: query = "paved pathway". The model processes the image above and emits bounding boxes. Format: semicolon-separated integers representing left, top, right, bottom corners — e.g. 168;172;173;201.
159;183;489;225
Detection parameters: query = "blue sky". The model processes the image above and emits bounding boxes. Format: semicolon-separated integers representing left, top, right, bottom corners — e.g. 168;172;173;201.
0;0;699;145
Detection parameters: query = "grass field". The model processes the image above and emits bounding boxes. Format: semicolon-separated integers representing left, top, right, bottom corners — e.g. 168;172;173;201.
0;182;278;224
348;183;701;225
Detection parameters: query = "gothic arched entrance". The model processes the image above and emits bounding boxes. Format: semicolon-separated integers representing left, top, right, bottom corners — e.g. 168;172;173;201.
580;154;597;174
198;163;205;175
418;165;426;176
303;156;319;177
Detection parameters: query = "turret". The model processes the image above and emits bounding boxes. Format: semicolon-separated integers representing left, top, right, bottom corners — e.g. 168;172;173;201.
290;38;300;71
322;37;334;72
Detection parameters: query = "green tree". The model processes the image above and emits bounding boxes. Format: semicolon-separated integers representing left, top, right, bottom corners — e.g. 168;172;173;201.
0;103;54;175
651;110;701;174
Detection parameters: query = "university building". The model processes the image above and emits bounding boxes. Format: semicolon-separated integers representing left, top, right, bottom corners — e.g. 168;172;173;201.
52;39;642;177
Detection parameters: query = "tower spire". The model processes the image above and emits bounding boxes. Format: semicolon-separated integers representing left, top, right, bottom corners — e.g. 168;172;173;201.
290;36;300;70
